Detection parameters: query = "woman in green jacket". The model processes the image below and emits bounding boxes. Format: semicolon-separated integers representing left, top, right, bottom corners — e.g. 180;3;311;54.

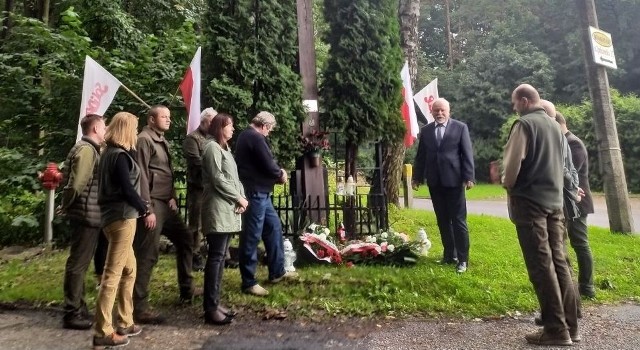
201;113;248;325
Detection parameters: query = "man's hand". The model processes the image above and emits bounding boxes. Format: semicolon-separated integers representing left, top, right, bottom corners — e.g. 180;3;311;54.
411;181;420;191
465;181;475;190
144;213;157;230
576;187;585;203
168;198;178;212
55;205;64;216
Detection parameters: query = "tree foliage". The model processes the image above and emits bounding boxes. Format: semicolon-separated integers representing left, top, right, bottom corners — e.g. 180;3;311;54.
202;0;306;166
321;0;404;146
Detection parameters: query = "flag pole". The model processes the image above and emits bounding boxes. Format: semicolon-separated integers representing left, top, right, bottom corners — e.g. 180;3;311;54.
168;86;181;107
120;83;151;109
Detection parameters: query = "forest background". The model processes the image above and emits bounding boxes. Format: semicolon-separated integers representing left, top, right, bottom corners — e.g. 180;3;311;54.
1;0;640;246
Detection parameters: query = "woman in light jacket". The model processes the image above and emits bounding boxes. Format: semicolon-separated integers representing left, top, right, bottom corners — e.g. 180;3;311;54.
201;112;248;325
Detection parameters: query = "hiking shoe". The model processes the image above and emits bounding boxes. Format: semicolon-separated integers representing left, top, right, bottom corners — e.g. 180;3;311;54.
534;316;543;326
92;332;130;348
243;284;269;296
525;330;572;346
180;287;204;304
225;259;239;269
570;328;581;343
192;255;205;272
133;310;166;325
63;313;92;330
116;324;142;337
269;271;299;284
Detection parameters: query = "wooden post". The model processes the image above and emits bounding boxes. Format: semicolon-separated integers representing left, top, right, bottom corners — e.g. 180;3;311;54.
296;0;326;224
575;0;635;233
402;164;413;208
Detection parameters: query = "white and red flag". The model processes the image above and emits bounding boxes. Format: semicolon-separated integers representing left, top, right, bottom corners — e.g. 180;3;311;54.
77;56;122;141
180;47;202;134
400;62;418;147
413;78;439;124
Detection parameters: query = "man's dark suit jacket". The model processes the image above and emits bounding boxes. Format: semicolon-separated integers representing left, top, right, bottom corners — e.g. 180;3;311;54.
413;119;475;187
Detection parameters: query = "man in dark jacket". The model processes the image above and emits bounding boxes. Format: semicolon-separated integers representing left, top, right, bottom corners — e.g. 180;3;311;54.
556;112;596;298
183;107;217;271
133;105;198;324
412;98;475;273
60;114;105;329
235;111;297;296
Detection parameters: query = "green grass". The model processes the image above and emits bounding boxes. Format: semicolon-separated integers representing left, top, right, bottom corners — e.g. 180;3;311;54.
1;209;638;320
411;183;507;200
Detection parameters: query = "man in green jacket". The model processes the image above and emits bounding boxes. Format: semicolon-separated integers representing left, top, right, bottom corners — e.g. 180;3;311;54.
133;105;199;324
59;114;106;329
183;107;216;271
503;84;579;346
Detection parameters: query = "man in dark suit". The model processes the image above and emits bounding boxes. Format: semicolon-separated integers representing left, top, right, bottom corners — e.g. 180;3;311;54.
555;112;595;298
412;98;475;273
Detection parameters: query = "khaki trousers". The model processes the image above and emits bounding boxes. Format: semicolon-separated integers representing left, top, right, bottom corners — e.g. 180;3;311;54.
94;219;137;337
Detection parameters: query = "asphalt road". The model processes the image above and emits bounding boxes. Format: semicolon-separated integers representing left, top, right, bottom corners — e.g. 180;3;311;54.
413;196;640;232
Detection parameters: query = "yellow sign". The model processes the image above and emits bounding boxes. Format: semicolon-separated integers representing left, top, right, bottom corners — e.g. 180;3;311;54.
589;26;617;69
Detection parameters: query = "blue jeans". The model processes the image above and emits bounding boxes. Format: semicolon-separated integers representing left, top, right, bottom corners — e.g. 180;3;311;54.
239;192;285;289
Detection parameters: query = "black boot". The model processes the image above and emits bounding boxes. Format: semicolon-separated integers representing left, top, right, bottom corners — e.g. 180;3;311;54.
193;254;205;272
63;311;92;330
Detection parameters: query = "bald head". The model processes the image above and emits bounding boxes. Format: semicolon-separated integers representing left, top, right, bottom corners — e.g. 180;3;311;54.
555;111;568;134
511;84;541;116
540;99;556;118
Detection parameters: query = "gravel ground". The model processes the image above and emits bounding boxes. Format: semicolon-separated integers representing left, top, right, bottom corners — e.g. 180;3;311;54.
0;302;638;349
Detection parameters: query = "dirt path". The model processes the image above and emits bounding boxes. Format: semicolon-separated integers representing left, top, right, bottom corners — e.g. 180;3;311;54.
1;302;638;349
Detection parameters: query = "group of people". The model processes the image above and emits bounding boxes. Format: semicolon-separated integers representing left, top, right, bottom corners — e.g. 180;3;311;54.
412;87;595;346
59;85;596;347
58;106;297;348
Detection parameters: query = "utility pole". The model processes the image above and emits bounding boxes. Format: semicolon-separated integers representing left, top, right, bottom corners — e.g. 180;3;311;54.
575;0;635;233
296;0;327;224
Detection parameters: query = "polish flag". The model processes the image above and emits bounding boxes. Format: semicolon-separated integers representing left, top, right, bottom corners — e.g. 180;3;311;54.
413;78;439;124
401;62;418;147
180;47;202;134
77;56;122;141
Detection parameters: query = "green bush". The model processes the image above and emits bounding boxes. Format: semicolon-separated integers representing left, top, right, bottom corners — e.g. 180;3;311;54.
558;90;640;192
499;91;640;193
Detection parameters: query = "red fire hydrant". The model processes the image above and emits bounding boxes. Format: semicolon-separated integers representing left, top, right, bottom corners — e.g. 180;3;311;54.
38;162;63;190
38;162;63;244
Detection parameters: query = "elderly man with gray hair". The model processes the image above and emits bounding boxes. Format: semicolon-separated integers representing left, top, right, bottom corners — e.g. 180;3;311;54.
183;107;217;271
234;111;297;296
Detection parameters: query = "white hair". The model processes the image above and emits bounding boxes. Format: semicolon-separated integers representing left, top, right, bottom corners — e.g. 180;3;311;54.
432;98;450;110
252;111;276;127
200;107;218;121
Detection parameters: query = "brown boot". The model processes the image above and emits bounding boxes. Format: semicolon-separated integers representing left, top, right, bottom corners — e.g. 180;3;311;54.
92;332;130;348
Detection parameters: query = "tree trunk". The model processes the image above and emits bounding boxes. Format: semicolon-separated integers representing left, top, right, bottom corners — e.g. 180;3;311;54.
382;142;405;206
575;0;635;233
2;0;14;40
398;0;420;79
384;0;421;206
41;0;50;24
444;0;453;69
